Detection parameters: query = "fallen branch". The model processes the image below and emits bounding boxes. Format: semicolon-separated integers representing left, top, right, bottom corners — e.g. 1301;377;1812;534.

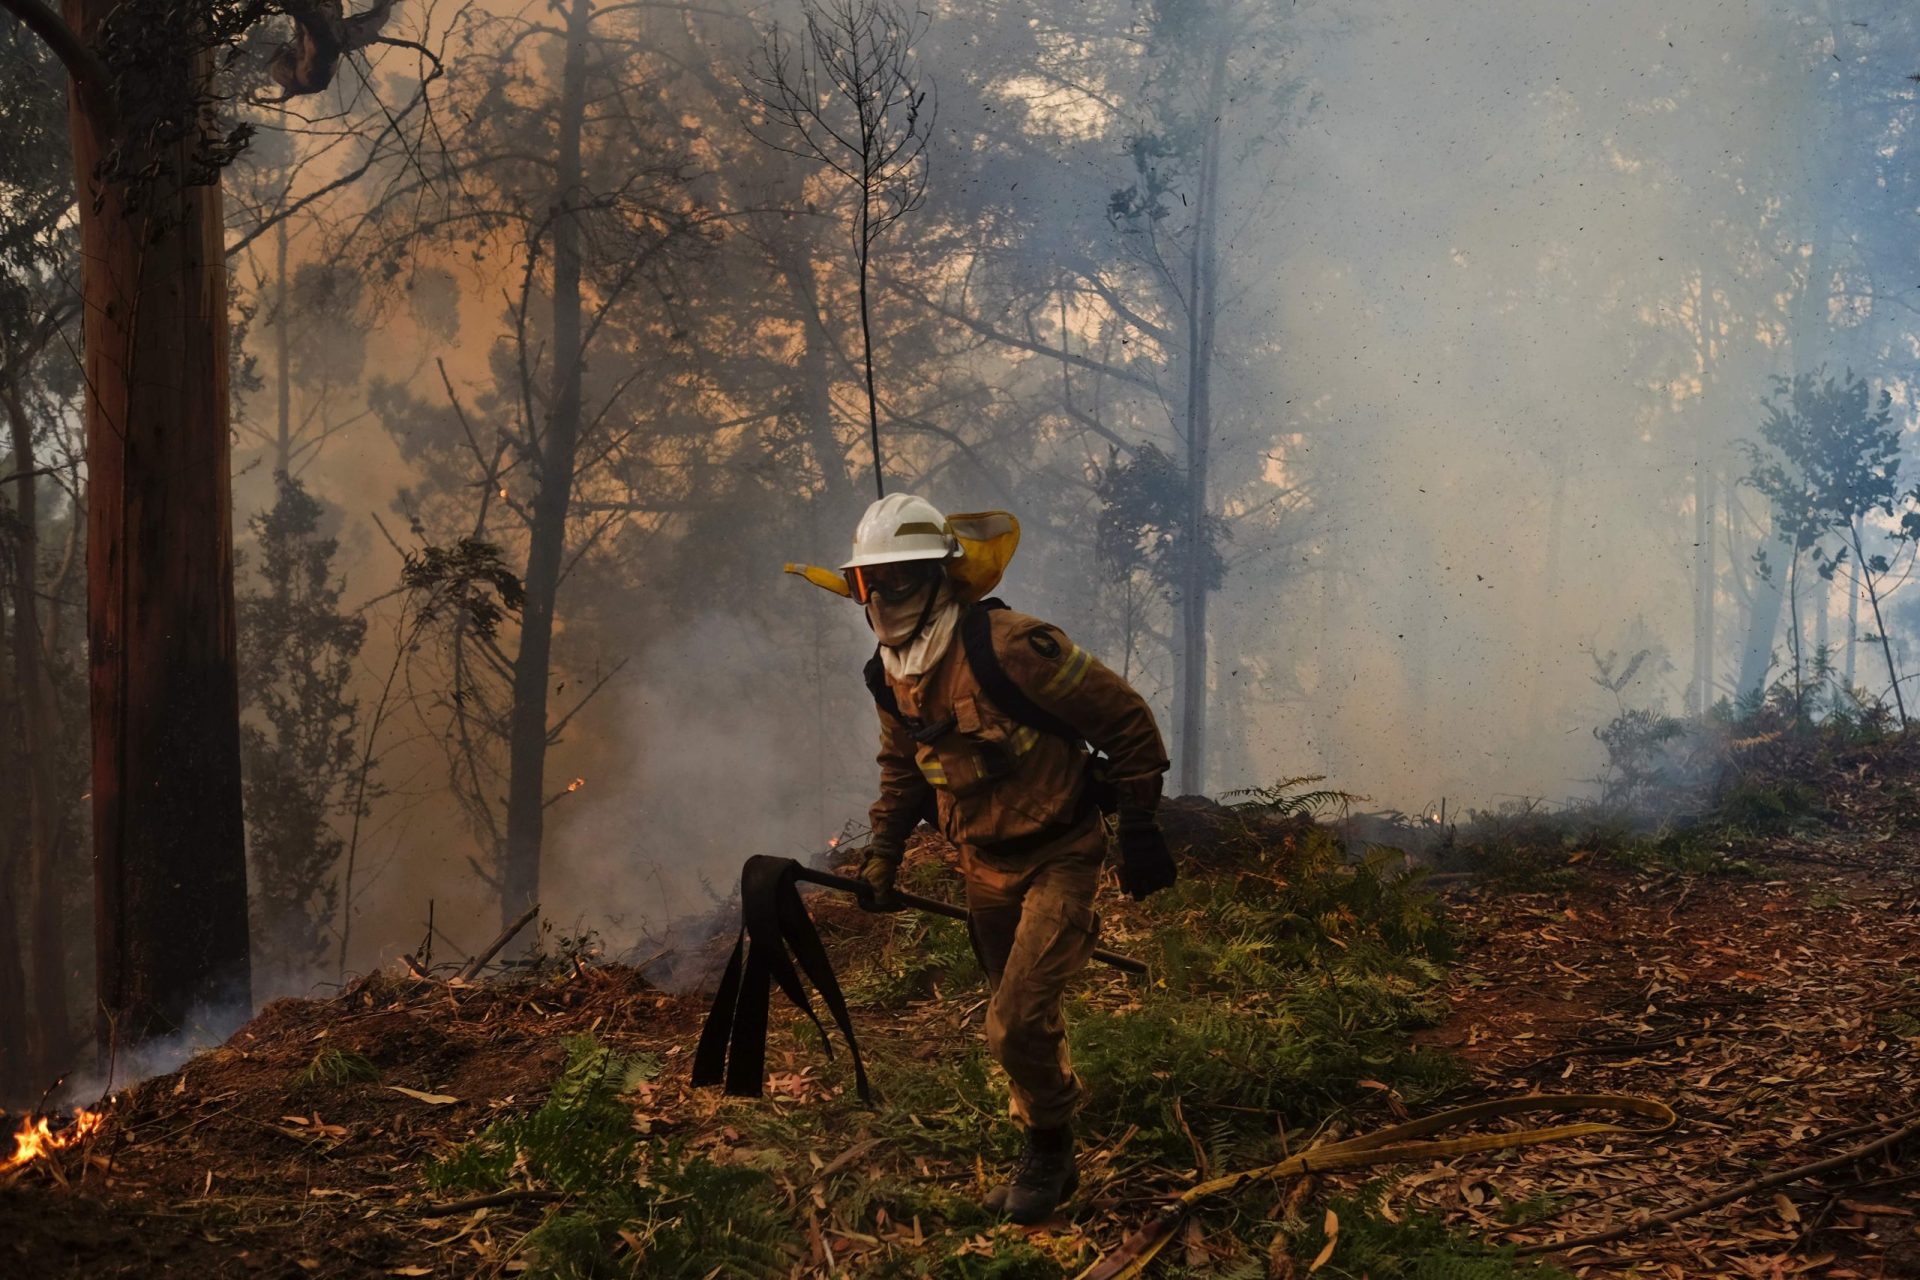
416;1188;568;1217
1278;1120;1345;1221
1809;1105;1920;1147
1516;1114;1920;1256
1510;1033;1684;1073
460;904;540;980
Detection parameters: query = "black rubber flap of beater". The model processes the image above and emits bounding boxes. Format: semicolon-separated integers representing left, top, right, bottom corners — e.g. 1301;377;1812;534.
692;854;872;1103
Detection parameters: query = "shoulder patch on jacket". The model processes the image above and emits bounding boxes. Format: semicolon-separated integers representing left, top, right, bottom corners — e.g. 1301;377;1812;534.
1027;628;1062;659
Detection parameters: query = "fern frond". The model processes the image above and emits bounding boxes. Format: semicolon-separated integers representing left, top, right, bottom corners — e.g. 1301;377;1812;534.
1222;776;1367;818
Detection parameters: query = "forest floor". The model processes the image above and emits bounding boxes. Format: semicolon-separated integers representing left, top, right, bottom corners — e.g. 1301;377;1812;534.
4;764;1920;1278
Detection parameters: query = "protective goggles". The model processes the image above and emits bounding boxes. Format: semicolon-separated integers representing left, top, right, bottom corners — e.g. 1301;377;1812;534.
844;561;941;605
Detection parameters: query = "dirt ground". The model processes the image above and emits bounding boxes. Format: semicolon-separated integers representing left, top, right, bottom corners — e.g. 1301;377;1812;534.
2;842;1917;1279
1399;853;1920;1278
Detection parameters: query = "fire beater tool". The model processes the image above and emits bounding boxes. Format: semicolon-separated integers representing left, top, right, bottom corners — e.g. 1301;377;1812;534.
692;854;1144;1104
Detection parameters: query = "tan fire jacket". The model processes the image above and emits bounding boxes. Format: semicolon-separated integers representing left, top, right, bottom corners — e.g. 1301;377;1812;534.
867;605;1169;860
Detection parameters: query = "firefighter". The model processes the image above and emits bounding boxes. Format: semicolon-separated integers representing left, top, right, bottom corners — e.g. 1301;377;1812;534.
842;493;1175;1225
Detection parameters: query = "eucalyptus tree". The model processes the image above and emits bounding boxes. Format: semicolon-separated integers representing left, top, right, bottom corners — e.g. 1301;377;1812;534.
236;472;368;976
362;0;711;930
0;22;84;1100
1743;371;1913;721
0;0;405;1051
886;0;1308;791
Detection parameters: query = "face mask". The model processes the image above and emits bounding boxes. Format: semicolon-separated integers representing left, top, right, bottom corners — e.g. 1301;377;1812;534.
867;577;940;646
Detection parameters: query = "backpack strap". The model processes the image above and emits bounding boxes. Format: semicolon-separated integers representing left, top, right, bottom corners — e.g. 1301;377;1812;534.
862;601;1085;745
962;599;1085;746
863;649;907;723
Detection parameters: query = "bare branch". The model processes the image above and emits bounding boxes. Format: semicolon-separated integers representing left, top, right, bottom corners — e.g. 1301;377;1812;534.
0;0;117;128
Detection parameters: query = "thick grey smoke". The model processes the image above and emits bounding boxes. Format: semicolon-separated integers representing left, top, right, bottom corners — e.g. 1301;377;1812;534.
229;0;1909;980
541;605;880;956
1211;0;1845;808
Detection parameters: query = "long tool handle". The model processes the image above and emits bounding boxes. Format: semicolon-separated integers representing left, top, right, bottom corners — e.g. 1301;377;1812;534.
792;865;1148;976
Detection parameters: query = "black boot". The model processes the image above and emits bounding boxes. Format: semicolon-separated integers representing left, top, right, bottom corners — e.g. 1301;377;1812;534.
985;1124;1078;1225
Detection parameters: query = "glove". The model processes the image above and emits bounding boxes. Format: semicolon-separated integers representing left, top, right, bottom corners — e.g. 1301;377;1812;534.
858;850;903;912
1114;815;1177;900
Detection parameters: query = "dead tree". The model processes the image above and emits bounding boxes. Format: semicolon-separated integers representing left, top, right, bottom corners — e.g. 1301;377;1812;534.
750;0;933;500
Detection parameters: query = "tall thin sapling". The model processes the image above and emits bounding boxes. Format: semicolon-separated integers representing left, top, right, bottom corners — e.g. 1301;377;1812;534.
748;0;934;499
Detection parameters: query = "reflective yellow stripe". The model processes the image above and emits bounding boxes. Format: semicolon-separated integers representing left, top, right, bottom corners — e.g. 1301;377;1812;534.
918;759;949;786
1010;725;1040;757
1040;646;1092;698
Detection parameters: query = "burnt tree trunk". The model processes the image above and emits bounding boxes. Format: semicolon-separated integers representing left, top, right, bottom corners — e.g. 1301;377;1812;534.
3;378;73;1080
500;0;590;930
0;861;28;1101
65;0;251;1048
0;549;28;1102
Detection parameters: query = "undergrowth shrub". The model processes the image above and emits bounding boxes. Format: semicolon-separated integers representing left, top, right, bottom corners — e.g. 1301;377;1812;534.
854;913;978;1005
1071;982;1461;1161
1071;786;1464;1160
429;1036;791;1279
1710;775;1823;835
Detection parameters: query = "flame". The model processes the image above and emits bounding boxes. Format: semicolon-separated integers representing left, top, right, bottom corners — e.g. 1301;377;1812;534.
566;777;585;793
5;1108;103;1170
827;836;840;848
498;485;509;499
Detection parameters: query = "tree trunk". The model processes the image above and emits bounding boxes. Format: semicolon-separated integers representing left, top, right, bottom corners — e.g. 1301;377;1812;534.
1175;41;1226;797
1787;546;1804;714
0;859;29;1102
1845;555;1858;693
1814;562;1829;696
1692;462;1716;715
66;0;251;1049
275;218;292;476
0;514;29;1102
1690;279;1720;717
1850;523;1906;722
3;380;73;1081
779;236;856;511
500;0;590;931
1736;515;1786;701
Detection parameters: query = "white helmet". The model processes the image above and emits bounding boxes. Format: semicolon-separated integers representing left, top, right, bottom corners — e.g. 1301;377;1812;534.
841;493;964;570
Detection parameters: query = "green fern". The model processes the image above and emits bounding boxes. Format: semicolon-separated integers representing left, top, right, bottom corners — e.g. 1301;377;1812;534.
429;1036;791;1279
428;1035;654;1193
1222;776;1366;818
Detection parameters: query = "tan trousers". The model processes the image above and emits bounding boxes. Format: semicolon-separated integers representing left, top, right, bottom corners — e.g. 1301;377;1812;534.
960;819;1105;1130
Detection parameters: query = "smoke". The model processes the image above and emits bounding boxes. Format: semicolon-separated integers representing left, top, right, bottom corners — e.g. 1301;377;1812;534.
52;999;254;1109
209;0;1913;984
541;606;879;961
1206;0;1833;807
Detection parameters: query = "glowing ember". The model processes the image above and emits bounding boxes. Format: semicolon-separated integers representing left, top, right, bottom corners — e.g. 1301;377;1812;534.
5;1108;103;1170
566;777;585;793
827;836;840;848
